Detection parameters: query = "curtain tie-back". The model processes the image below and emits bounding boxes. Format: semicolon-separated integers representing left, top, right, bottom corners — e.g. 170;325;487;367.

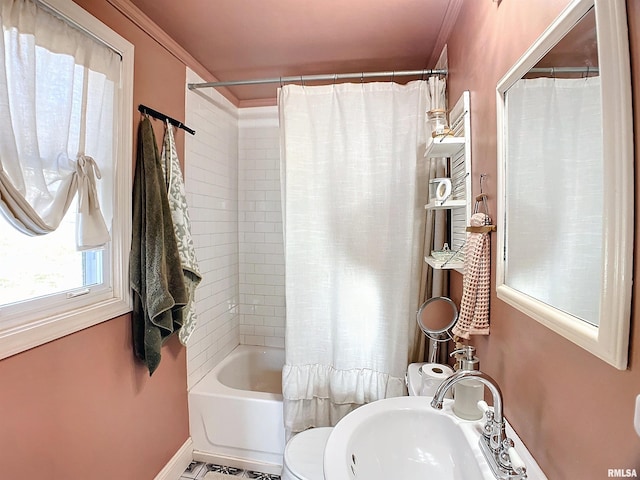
76;155;102;205
75;154;110;250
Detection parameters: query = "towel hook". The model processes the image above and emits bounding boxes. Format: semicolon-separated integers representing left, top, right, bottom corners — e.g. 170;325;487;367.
474;174;491;224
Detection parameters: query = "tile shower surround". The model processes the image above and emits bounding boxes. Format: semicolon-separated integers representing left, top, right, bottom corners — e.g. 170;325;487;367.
185;72;284;386
238;108;285;349
184;69;241;388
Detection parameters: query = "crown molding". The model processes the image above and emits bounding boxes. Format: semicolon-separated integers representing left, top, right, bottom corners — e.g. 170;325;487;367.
428;0;464;67
105;0;239;107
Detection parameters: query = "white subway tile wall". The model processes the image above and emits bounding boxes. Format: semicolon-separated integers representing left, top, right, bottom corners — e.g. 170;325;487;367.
184;69;241;388
183;79;285;387
238;107;285;348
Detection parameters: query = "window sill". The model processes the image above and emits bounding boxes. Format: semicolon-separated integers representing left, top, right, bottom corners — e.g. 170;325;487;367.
0;296;131;361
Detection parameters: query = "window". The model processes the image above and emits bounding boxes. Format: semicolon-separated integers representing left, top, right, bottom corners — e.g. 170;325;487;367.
0;0;133;359
0;202;104;306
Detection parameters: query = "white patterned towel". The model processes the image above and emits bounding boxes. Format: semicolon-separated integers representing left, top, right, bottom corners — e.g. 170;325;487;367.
161;122;202;345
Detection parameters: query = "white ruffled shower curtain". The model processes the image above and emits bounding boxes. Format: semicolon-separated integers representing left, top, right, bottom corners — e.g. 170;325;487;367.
279;81;430;436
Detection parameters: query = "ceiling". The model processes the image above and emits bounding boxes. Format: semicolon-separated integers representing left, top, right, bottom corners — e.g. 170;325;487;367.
128;0;463;106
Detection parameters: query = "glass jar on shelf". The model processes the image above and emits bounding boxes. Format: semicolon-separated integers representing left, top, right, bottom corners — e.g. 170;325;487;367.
426;108;451;138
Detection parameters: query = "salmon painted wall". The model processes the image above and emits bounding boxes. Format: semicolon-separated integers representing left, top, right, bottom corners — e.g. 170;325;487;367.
0;1;190;478
446;0;640;477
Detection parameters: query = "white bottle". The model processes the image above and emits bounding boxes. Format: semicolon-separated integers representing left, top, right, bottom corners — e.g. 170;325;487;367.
451;346;484;421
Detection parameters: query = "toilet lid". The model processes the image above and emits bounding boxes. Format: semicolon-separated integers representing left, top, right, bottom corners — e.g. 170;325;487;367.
284;427;333;480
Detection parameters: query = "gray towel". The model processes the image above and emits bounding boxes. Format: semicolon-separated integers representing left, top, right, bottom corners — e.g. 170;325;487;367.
130;117;187;375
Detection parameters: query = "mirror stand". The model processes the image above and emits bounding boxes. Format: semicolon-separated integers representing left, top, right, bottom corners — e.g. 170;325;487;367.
416;296;459;363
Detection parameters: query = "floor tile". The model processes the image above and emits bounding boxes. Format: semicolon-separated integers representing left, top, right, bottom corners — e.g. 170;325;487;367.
246;471;281;480
183;460;281;479
181;460;205;479
202;463;245;477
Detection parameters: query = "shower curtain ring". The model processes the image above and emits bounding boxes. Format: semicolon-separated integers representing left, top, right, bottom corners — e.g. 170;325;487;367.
333;73;337;85
361;72;364;83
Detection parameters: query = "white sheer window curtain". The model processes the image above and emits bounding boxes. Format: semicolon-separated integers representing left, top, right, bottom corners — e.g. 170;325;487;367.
505;77;603;325
0;0;119;249
279;81;429;436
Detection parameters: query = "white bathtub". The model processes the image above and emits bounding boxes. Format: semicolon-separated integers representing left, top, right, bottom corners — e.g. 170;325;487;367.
189;345;286;470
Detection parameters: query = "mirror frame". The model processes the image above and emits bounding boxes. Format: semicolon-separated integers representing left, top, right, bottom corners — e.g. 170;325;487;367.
416;296;459;338
495;0;633;369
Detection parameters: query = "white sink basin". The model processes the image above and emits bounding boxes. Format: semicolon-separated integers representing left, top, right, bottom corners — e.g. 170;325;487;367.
323;396;546;480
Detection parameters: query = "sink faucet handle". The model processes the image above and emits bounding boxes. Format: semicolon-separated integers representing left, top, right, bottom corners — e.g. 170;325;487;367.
499;438;514;467
477;400;494;421
477;400;490;414
477;400;494;441
498;438;527;477
507;446;527;475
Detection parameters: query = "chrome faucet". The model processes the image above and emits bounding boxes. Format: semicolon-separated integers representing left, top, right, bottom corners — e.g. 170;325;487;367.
430;370;527;480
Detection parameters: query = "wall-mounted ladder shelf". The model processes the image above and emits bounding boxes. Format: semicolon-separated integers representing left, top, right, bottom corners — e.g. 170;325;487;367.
424;135;465;159
423;91;472;271
424;199;466;210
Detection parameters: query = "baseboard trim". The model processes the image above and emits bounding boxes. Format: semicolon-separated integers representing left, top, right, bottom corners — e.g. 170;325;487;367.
155;437;193;480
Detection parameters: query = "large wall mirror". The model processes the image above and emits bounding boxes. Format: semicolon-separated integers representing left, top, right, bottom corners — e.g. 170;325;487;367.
496;0;633;369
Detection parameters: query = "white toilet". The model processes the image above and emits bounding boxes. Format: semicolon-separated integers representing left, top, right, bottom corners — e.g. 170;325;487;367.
281;426;333;480
406;362;427;396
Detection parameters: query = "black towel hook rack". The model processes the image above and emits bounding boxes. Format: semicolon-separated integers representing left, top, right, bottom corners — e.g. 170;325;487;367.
138;104;195;136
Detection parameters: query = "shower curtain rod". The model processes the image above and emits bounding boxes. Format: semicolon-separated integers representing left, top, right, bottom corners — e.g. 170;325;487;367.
529;66;599;74
188;69;448;90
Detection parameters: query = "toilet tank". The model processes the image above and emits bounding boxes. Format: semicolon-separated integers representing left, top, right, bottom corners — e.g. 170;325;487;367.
406;362;454;398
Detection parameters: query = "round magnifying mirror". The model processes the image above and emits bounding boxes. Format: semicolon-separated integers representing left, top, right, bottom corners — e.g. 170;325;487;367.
416;296;458;337
417;296;458;362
